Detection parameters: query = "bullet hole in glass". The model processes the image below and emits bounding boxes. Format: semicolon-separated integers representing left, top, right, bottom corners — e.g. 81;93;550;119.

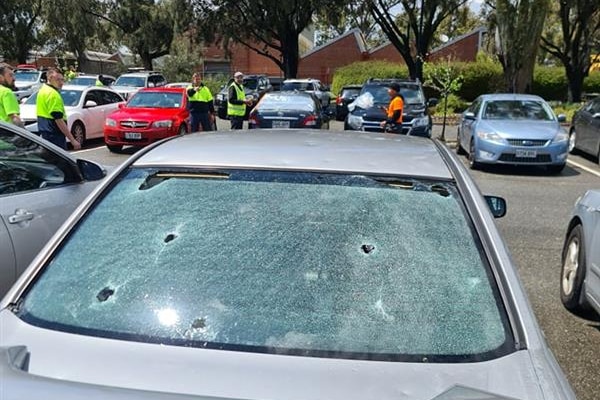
192;318;206;329
362;244;375;254
164;233;178;243
96;287;115;302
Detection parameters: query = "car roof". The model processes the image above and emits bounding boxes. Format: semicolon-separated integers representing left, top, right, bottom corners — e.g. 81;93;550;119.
479;93;546;101
137;87;186;93
283;78;320;83
133;130;452;180
61;84;117;92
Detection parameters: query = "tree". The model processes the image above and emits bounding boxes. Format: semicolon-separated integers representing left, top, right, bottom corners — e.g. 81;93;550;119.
424;56;462;141
366;0;469;81
315;1;385;47
195;0;346;78
540;0;600;102
0;0;44;63
486;0;550;93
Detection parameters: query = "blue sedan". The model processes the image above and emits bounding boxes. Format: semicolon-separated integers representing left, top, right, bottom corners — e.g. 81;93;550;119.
456;94;569;173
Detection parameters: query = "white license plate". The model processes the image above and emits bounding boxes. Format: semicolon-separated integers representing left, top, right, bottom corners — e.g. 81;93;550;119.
515;149;537;158
272;120;290;129
124;132;142;139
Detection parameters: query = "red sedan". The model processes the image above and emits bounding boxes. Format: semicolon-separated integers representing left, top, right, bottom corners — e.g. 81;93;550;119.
104;87;190;152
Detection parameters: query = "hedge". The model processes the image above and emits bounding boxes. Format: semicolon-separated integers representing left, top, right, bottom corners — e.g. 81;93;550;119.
332;57;600;103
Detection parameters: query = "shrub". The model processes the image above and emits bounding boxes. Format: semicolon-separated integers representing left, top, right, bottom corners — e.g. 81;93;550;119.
532;67;568;101
331;61;409;94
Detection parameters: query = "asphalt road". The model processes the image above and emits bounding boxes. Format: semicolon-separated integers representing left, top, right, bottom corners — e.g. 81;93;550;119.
76;121;600;400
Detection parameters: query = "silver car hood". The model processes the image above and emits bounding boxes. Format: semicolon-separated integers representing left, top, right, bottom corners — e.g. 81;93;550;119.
0;311;558;400
479;120;561;139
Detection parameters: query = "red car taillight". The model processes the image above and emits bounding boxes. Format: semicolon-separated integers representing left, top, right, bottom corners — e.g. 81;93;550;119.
302;115;317;127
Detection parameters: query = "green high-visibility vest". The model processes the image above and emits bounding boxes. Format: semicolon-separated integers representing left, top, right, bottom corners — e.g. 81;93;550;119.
36;84;66;120
227;82;246;117
187;85;213;102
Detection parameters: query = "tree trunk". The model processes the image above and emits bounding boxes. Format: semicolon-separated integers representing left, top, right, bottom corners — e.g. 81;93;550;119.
565;66;585;103
280;30;299;78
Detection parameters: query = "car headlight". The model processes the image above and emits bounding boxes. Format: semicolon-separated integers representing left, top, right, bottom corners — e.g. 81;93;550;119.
552;130;569;143
347;114;363;129
105;118;117;127
476;131;506;144
412;116;429;128
153;120;173;128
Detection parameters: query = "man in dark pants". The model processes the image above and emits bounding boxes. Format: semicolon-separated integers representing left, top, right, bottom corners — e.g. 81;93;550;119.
379;82;404;134
227;71;253;130
36;68;81;150
187;72;215;132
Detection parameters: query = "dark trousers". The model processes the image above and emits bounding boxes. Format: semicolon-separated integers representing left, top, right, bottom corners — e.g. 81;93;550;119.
40;131;67;149
229;116;244;130
190;112;213;132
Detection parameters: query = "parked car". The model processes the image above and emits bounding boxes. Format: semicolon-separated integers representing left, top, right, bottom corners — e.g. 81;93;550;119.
248;91;332;129
165;82;192;89
456;94;569;173
68;74;116;87
344;78;437;136
20;85;125;147
0;129;576;400
568;95;600;160
104;87;189;153
13;67;47;101
267;76;285;91
560;189;600;318
335;84;362;121
111;71;167;100
0;121;106;296
215;75;272;119
281;78;333;107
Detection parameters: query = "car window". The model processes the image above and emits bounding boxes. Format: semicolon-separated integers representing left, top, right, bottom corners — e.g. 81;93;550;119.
14;71;40;82
114;76;145;87
84;90;101;106
0;128;78;195
591;99;600;114
467;98;482;114
127;91;183;108
26;90;82;107
18;169;513;362
282;82;311;91
243;78;259;90
482;100;554;121
341;88;361;99
69;77;96;86
257;94;316;111
99;90;124;104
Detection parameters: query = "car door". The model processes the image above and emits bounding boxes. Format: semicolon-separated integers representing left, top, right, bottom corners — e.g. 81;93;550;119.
460;98;482;149
0;216;16;296
589;99;600;156
575;100;596;154
586;204;600;307
83;89;108;138
0;125;97;293
96;90;125;139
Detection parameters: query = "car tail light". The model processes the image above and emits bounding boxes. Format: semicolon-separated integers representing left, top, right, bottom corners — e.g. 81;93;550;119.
248;113;258;126
302;115;317;126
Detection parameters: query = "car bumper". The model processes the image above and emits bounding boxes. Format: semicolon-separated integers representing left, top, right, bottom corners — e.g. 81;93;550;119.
475;139;569;165
104;128;178;146
358;121;431;137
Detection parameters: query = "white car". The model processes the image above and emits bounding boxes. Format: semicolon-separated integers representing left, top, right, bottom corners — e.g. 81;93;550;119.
21;85;125;146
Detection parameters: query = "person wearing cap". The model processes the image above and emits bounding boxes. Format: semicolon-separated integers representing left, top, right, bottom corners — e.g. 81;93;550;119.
0;63;24;128
227;71;253;129
380;82;404;134
187;72;215;132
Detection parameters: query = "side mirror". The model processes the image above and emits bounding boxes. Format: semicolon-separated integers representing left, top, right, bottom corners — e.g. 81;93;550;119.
427;98;439;107
85;100;97;108
557;114;567;123
484;195;507;218
592;113;600;119
464;111;476;120
77;159;106;181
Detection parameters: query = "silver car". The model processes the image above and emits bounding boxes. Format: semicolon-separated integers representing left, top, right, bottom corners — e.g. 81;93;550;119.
560;190;600;317
0;130;575;399
0;121;106;296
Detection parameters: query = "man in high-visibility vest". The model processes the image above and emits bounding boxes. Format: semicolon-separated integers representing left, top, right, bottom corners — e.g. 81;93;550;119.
187;72;215;132
227;71;253;129
380;82;404;134
36;68;81;150
66;65;77;82
0;63;24;128
95;75;104;86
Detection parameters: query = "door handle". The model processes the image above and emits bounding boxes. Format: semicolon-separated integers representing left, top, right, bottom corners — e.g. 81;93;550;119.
8;209;35;224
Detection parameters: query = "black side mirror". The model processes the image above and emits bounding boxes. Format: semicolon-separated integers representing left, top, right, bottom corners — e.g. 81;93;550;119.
77;159;106;181
427;98;439;107
484;195;507;218
557;114;567;123
464;111;476;120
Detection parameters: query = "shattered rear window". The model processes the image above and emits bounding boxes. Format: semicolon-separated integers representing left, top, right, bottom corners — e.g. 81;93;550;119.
18;168;513;362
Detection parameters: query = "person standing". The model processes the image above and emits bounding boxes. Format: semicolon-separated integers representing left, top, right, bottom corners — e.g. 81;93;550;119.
95;75;104;86
227;71;253;130
187;72;215;132
36;68;81;150
66;65;77;82
379;82;404;134
0;63;24;128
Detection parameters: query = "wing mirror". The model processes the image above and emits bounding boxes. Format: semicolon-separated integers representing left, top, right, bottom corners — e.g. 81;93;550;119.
77;159;106;181
427;98;439;107
484;195;507;218
463;111;476;120
84;100;97;108
557;114;567;123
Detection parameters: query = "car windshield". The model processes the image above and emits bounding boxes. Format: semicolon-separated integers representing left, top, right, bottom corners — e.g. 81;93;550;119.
24;89;82;107
127;92;183;108
257;94;315;111
482;100;554;121
14;71;40;82
114;76;146;87
243;78;259;90
17;168;513;362
69;77;96;86
282;82;313;91
361;84;425;105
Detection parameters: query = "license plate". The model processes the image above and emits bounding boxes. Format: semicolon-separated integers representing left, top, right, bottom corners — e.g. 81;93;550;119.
124;132;142;139
515;149;537;158
272;120;290;129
